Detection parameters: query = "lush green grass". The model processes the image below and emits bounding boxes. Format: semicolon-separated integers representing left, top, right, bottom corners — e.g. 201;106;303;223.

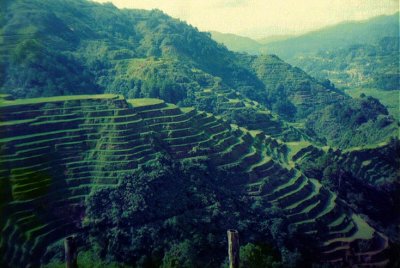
328;214;346;228
0;94;121;107
286;141;311;161
127;98;164;107
345;88;399;120
324;214;374;245
273;174;303;194
351;214;374;240
0;118;36;126
180;107;195;113
285;179;322;210
248;130;263;137
43;250;129;268
0;94;12;100
343;139;392;153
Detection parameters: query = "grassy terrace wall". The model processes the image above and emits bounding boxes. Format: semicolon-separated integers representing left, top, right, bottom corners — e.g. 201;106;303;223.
0;95;155;266
193;82;314;143
0;95;389;267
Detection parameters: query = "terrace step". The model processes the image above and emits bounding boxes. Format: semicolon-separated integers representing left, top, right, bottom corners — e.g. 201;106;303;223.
0;96;389;267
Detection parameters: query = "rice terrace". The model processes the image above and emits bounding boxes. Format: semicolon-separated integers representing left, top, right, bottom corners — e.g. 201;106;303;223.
0;0;399;267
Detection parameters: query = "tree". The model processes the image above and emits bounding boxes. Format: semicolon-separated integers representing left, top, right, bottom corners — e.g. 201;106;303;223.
161;240;196;268
84;154;236;266
240;243;282;268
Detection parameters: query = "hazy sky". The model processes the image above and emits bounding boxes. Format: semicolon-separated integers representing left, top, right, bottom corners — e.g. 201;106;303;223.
92;0;399;38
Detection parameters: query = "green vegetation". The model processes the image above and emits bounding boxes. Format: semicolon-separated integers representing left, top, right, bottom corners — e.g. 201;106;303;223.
84;154;238;266
345;88;399;120
305;96;397;148
264;12;399;60
0;95;394;267
243;54;397;147
44;249;129;268
1;0;396;149
294;138;400;240
238;243;282;268
210;12;399;62
0;0;398;267
127;98;164;107
210;31;262;55
291;37;399;91
0;94;121;106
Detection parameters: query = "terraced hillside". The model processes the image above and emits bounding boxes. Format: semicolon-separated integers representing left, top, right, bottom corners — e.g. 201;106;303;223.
241;54;346;119
0;95;390;267
186;74;316;143
2;0;397;150
289;140;400;241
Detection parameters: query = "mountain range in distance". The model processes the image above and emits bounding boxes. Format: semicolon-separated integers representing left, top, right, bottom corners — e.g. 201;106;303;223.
211;12;399;58
210;31;296;54
211;12;400;95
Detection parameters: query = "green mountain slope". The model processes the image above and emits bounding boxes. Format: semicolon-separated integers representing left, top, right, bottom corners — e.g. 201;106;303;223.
210;31;262;55
257;34;295;45
0;95;393;267
345;88;399;121
291;37;400;91
1;0;264;101
2;0;297;143
264;12;399;60
241;55;398;148
0;0;396;149
209;13;399;61
210;14;399;95
0;0;399;266
289;140;400;233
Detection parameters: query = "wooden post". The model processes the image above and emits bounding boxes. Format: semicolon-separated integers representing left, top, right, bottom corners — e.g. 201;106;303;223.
227;229;239;268
65;236;78;268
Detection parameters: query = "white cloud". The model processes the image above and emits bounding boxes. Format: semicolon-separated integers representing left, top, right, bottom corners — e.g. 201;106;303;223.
91;0;399;38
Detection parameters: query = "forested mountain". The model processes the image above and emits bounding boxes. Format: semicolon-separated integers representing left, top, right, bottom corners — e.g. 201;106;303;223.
264;12;399;61
257;34;294;45
0;0;399;267
291;36;400;91
1;0;396;148
210;31;262;55
241;54;397;147
210;32;293;54
210;13;399;61
210;13;399;113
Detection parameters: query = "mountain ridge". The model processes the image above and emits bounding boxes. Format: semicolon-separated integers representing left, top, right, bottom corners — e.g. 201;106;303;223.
210;12;399;58
265;11;399;59
1;0;396;149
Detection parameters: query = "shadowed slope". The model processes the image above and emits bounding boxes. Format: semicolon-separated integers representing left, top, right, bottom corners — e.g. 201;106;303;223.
0;95;390;267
